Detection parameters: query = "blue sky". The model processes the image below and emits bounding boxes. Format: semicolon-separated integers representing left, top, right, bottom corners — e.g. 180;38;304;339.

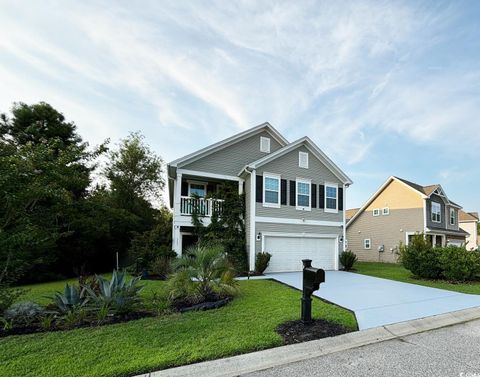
1;1;479;210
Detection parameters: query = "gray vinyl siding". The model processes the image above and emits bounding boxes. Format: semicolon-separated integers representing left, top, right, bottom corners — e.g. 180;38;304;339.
255;145;343;222
446;205;459;231
180;131;283;176
426;194;446;229
346;208;424;263
254;222;342;253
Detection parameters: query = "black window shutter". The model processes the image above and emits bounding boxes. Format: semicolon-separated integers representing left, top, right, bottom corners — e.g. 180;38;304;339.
311;183;317;208
181;181;188;196
280;179;287;205
319;184;325;209
338;187;344;211
289;180;296;206
256;175;263;203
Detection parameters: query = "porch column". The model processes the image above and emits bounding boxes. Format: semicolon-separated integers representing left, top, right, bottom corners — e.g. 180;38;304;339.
172;225;181;255
238;178;244;195
249;170;256;271
174;172;183;217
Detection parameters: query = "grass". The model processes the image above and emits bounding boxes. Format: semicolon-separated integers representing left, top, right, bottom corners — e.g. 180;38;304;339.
355;262;480;295
1;279;356;377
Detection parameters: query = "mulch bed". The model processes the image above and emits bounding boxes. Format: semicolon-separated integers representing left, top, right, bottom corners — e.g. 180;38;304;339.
277;319;351;345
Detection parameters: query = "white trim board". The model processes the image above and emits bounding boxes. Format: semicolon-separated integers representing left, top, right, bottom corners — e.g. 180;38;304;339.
255;216;343;227
177;169;242;182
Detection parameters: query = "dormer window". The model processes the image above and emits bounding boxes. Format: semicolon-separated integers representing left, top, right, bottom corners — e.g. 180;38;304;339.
260;136;270;153
299;151;309;168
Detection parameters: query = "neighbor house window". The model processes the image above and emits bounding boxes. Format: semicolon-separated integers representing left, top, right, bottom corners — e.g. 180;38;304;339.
431;202;441;223
450;208;456;225
260;136;271;153
373;209;380;216
263;173;280;208
364;239;371;249
299;151;309;168
296;178;311;211
325;184;338;212
188;182;207;197
383;207;390;216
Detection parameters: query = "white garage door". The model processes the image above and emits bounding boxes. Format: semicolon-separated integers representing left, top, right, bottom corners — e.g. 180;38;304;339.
263;235;337;272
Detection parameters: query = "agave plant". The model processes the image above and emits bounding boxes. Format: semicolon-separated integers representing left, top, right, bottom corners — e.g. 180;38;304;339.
52;284;88;314
84;270;143;315
169;243;239;302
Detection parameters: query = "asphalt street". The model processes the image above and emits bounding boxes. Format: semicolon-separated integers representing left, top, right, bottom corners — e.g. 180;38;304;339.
244;319;480;377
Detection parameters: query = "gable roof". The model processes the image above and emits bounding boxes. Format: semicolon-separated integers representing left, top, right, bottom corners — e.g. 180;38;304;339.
346;208;360;222
347;176;463;227
168;122;288;171
240;136;353;185
459;210;479;222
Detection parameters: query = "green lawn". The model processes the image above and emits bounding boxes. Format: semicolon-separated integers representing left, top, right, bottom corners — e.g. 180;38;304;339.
355;262;480;295
1;279;356;377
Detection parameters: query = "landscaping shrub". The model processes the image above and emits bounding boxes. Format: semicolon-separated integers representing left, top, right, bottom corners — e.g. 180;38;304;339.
84;270;143;315
169;243;239;305
399;234;443;279
339;251;358;271
255;252;272;274
52;283;89;314
4;301;44;327
439;246;480;281
0;285;24;315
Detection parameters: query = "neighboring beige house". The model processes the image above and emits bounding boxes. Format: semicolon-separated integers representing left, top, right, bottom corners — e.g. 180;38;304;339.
459;210;479;250
346;176;469;263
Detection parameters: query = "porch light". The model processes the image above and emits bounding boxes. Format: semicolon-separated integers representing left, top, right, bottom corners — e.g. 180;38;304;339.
256;232;262;241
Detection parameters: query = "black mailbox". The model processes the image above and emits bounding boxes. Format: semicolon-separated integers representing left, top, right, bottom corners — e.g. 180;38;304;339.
301;259;325;324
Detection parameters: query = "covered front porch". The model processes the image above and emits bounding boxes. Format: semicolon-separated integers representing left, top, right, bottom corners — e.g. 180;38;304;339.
426;227;469;248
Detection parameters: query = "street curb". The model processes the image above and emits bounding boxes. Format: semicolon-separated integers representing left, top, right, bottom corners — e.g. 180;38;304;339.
136;306;480;377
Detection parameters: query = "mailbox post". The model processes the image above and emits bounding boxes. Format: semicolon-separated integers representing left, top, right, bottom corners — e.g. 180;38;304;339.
301;259;325;324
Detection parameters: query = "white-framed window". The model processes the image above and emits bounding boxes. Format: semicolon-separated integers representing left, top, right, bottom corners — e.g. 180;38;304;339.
188;182;207;197
263;173;280;208
450;208;456;226
296;178;311;211
299;151;309;169
431;202;441;223
260;136;271;153
382;207;390;216
364;239;371;249
324;183;338;213
373;209;380;216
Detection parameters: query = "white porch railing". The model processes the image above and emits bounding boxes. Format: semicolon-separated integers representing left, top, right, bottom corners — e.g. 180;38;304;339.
180;197;224;217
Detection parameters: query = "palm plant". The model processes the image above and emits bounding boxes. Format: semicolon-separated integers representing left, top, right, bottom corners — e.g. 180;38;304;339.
169;243;238;302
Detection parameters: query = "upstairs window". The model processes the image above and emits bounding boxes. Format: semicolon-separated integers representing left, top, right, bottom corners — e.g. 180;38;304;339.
263;174;280;208
260;136;271;153
431;202;441;223
373;209;380;217
299;151;309;168
325;184;338;213
450;208;456;225
188;182;207;197
382;207;390;216
296;178;311;211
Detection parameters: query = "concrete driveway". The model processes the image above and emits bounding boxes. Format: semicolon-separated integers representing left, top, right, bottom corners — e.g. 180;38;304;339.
265;271;480;329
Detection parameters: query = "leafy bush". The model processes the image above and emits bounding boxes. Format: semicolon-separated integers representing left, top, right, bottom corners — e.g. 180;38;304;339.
149;256;173;279
4;301;45;326
340;251;358;271
84;270;143;315
439;246;480;281
169;244;239;304
52;283;88;314
255;252;271;274
399;234;443;279
0;285;24;315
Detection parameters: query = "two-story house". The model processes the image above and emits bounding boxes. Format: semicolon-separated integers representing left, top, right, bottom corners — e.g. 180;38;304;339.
459;210;479;250
167;122;353;272
346;176;469;263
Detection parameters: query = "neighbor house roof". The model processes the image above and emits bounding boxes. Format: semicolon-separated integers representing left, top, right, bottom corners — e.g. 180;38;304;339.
240;136;353;185
459;210;479;222
346;208;360;222
347;176;463;227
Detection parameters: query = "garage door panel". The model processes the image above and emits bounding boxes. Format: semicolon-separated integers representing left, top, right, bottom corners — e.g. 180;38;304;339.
264;235;336;272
